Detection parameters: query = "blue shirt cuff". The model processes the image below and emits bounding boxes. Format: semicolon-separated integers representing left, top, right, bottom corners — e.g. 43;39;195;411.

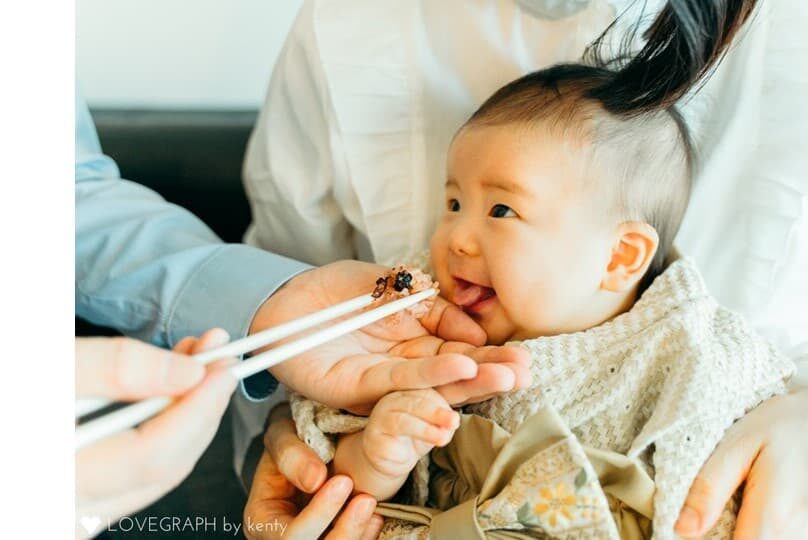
166;244;312;400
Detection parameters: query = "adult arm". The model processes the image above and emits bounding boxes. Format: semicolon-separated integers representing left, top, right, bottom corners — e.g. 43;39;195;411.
75;95;312;397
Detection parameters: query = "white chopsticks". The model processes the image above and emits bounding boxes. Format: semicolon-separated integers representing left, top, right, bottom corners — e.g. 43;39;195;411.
75;291;377;419
75;287;437;450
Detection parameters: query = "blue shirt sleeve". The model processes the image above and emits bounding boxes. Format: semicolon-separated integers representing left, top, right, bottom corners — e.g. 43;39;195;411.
75;95;312;399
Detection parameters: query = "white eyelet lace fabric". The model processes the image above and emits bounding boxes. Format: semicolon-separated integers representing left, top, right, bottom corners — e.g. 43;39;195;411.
291;255;794;539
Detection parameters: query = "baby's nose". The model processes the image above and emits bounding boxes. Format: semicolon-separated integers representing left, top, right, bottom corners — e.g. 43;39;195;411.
448;222;481;257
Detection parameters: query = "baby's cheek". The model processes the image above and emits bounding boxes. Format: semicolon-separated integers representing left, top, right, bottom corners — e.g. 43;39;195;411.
429;237;451;290
497;279;554;336
431;261;451;300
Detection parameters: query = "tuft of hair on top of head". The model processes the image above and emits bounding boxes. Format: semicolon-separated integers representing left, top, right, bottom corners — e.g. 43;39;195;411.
464;1;761;291
466;64;695;293
585;0;758;115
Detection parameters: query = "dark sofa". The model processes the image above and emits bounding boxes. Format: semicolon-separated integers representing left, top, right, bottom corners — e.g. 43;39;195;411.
80;109;260;539
92;109;257;243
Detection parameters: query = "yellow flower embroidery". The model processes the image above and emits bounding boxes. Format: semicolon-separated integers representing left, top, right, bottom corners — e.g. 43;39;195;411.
532;482;578;527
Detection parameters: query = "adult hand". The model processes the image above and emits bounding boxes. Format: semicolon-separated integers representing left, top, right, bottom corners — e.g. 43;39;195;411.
675;388;808;539
252;260;531;414
75;330;237;538
244;405;384;540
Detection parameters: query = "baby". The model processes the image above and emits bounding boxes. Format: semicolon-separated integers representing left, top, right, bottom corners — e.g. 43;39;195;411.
291;65;794;539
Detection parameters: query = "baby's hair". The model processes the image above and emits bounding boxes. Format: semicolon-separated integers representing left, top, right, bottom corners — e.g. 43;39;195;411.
464;0;758;290
587;0;758;114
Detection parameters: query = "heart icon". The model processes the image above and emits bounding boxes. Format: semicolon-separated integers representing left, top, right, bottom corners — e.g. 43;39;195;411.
80;516;101;535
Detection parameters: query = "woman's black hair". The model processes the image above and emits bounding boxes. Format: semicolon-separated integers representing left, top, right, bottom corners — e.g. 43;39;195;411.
586;0;757;114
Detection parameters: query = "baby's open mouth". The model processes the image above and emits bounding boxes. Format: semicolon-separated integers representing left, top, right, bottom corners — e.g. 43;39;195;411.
451;277;497;314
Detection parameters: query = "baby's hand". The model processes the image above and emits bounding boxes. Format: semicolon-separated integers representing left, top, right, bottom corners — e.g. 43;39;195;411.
362;389;460;480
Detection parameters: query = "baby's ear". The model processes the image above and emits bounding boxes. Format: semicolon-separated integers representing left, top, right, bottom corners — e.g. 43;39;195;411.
600;222;659;292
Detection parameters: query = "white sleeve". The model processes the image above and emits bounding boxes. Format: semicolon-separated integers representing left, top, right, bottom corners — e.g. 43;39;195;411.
243;0;354;266
748;1;808;369
676;1;808;367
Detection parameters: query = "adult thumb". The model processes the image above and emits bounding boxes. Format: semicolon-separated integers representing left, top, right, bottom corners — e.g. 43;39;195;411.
674;429;761;537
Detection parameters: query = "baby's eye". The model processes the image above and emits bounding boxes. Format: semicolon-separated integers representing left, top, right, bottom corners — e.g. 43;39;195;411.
489;204;516;218
447;199;461;212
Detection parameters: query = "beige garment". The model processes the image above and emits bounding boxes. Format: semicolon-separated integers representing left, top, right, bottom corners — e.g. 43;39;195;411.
291;256;794;539
375;406;654;539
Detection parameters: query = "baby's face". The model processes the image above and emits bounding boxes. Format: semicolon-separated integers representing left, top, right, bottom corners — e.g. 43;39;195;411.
430;125;619;344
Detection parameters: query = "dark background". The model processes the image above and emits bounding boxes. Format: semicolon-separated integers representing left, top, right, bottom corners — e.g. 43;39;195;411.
79;109;260;539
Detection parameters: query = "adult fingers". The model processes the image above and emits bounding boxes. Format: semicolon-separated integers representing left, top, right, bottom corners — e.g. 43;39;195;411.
435;363;520;406
76;337;205;400
134;360;237;487
242;450;297;540
462;344;531;368
359;354;477;398
464;345;532;388
264;413;328;494
733;442;808;540
389;335;445;359
323;495;379;540
136;328;236;465
678;389;808;539
674;423;761;537
76;328;229;398
285;476;354;539
172;336;198;355
77;332;235;517
77;360;236;502
435;344;532;401
393;339;531;389
183;327;230;355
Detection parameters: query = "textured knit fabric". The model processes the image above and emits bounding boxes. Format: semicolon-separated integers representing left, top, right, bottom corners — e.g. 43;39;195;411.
290;256;795;539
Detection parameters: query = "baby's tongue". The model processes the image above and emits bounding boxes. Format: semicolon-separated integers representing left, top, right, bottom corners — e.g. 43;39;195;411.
452;282;488;306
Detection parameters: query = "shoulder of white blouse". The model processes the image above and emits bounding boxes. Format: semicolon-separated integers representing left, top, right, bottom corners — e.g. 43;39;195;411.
683;1;808;316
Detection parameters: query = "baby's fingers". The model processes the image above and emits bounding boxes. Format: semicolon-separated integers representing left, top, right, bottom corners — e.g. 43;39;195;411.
381;390;460;442
385;411;456;447
382;390;459;427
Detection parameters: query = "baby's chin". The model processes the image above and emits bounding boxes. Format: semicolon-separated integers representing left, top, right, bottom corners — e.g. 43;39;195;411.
476;306;555;344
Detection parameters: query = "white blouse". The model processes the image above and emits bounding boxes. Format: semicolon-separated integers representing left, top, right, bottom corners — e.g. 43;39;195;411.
243;0;808;365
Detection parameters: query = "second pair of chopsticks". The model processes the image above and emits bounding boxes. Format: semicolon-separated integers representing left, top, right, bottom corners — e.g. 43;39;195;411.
76;286;437;449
